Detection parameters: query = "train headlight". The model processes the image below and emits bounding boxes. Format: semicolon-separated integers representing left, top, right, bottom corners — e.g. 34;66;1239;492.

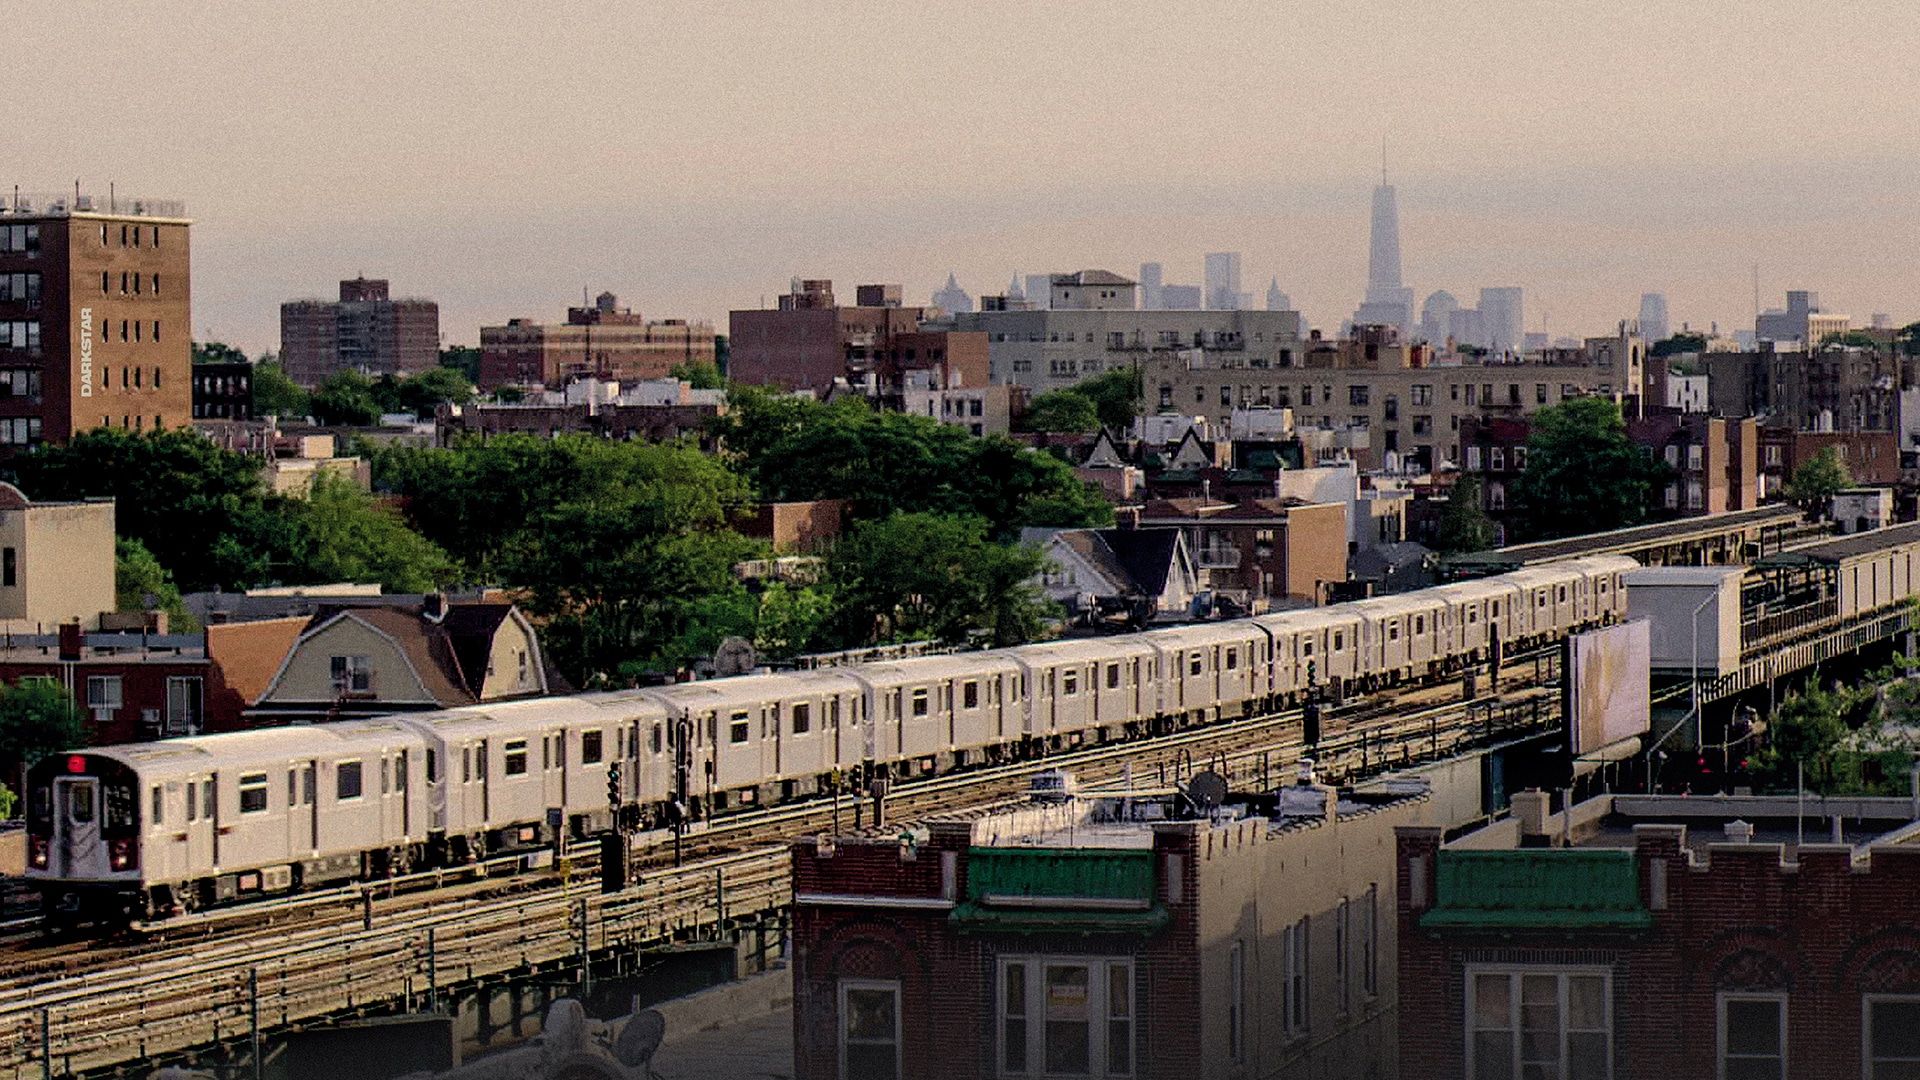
28;836;49;869
109;838;136;872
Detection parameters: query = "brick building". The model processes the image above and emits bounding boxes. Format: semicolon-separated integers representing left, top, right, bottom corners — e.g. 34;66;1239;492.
0;191;193;449
479;292;714;390
792;773;1445;1080
279;277;439;386
1397;791;1920;1080
1759;427;1899;497
730;280;989;397
190;360;253;420
1137;496;1349;606
435;400;723;448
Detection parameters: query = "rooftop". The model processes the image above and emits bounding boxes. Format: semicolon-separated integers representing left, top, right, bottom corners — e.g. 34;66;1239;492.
1;191;187;219
1449;504;1804;570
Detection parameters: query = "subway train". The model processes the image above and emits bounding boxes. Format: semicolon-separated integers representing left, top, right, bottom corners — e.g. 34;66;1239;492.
24;554;1635;922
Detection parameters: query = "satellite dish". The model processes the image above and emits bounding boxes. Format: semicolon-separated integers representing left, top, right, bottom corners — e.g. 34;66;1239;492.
1186;770;1228;811
613;1008;667;1068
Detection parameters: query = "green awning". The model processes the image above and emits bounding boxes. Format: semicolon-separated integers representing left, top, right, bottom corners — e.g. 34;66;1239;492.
949;847;1165;935
951;903;1169;935
1420;849;1652;931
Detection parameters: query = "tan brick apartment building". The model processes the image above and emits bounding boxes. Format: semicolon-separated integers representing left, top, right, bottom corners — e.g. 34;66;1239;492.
0;192;192;448
480;291;714;390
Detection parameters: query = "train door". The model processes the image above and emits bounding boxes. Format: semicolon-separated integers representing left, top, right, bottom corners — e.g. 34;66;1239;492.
396;749;412;837
181;773;215;874
288;761;317;854
543;730;565;813
54;776;107;878
769;705;783;778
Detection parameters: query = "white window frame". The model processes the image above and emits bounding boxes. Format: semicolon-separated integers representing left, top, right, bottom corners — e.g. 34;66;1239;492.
1465;966;1613;1080
1864;994;1920;1079
838;978;901;1080
87;675;123;719
997;955;1134;1079
1717;991;1785;1080
330;654;371;694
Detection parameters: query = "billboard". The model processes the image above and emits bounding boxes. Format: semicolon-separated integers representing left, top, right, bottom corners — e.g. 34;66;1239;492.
1567;619;1652;756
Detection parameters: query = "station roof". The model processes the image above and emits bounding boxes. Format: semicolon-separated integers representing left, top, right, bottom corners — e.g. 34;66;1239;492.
1448;505;1803;572
1756;521;1920;568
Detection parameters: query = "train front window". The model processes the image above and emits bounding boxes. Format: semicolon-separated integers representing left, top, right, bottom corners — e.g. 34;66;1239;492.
67;781;95;823
105;784;134;829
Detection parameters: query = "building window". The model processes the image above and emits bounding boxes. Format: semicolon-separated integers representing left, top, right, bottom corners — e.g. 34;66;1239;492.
1867;996;1920;1079
330;654;371;694
999;957;1133;1078
1719;993;1784;1080
581;730;603;764
86;676;123;721
165;676;203;735
1229;941;1245;1062
1284;917;1309;1036
1467;969;1611;1080
336;761;363;801
1348;385;1370;406
1362;884;1379;996
1537;383;1549;403
238;773;269;814
839;979;901;1080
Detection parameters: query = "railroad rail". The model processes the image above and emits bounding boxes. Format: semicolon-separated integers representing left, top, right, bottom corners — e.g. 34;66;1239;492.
0;656;1564;1077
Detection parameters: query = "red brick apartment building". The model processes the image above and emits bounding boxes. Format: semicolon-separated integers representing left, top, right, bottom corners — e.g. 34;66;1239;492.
0;191;192;448
730;280;988;396
1398;790;1920;1079
791;771;1469;1080
279;276;439;385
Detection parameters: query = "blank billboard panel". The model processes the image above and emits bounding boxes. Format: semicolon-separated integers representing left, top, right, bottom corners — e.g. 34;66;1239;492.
1568;619;1652;756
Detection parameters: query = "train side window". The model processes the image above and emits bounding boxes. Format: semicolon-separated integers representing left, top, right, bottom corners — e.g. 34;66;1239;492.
380;758;391;794
394;758;408;792
462;747;472;783
729;711;751;744
1557;585;1568;602
476;744;487;777
581;730;604;764
1190;653;1203;676
152;785;164;826
1414;616;1425;635
1106;664;1120;689
616;727;627;759
1062;670;1078;696
542;736;550;770
1334;631;1345;650
830;699;842;729
337;762;363;801
1467;608;1479;624
964;681;979;709
793;703;811;734
503;740;529;776
239;774;269;814
911;689;930;716
651;723;663;754
1302;639;1314;657
1389;623;1401;641
1226;648;1238;671
1492;601;1501;617
187;785;197;822
201;779;215;819
555;736;566;769
302;767;315;805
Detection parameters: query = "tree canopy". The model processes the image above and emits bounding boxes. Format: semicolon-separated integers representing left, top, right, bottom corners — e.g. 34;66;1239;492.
192;340;250;365
718;391;1111;538
1787;447;1852;509
1073;367;1145;432
439;345;482;382
1508;397;1666;542
310;371;383;426
1020;390;1101;434
825;513;1055;648
1649;332;1708;358
670;360;725;390
1436;474;1496;554
115;537;195;630
252;362;309;419
0;680;85;769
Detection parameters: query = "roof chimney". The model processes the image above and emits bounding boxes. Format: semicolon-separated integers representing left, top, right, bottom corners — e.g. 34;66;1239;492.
1723;819;1754;844
58;622;83;662
423;592;447;623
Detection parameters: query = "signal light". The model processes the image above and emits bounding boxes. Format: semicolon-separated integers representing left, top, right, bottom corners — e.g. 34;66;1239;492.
606;761;623;809
66;755;87;774
28;835;49;869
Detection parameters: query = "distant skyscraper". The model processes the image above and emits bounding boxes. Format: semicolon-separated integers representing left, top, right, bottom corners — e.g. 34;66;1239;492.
1419;290;1459;344
1448;307;1487;350
1874;313;1893;330
1352;183;1415;332
1638;292;1670;343
1479;287;1524;354
1265;277;1291;312
1161;284;1203;309
1204;252;1243;310
1024;274;1053;311
1139;262;1164;310
931;272;973;315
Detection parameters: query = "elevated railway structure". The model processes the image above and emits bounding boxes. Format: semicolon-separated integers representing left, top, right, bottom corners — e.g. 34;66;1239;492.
0;659;1567;1078
1447;505;1813;578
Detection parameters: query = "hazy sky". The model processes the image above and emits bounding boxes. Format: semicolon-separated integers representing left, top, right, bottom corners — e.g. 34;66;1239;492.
15;0;1920;354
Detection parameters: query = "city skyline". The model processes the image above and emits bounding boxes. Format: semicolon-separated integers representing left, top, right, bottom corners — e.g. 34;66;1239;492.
13;0;1920;353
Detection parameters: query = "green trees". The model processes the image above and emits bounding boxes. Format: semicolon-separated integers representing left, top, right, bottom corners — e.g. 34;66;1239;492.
1436;474;1496;554
1649;332;1708;358
1020;391;1101;434
1787;447;1852;509
720;393;1111;536
252;362;309;419
396;367;475;418
115;538;195;629
670;360;726;390
191;340;250;365
288;478;457;592
0;680;85;768
1509;398;1665;542
439;345;482;382
310;371;383;426
825;513;1055;648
